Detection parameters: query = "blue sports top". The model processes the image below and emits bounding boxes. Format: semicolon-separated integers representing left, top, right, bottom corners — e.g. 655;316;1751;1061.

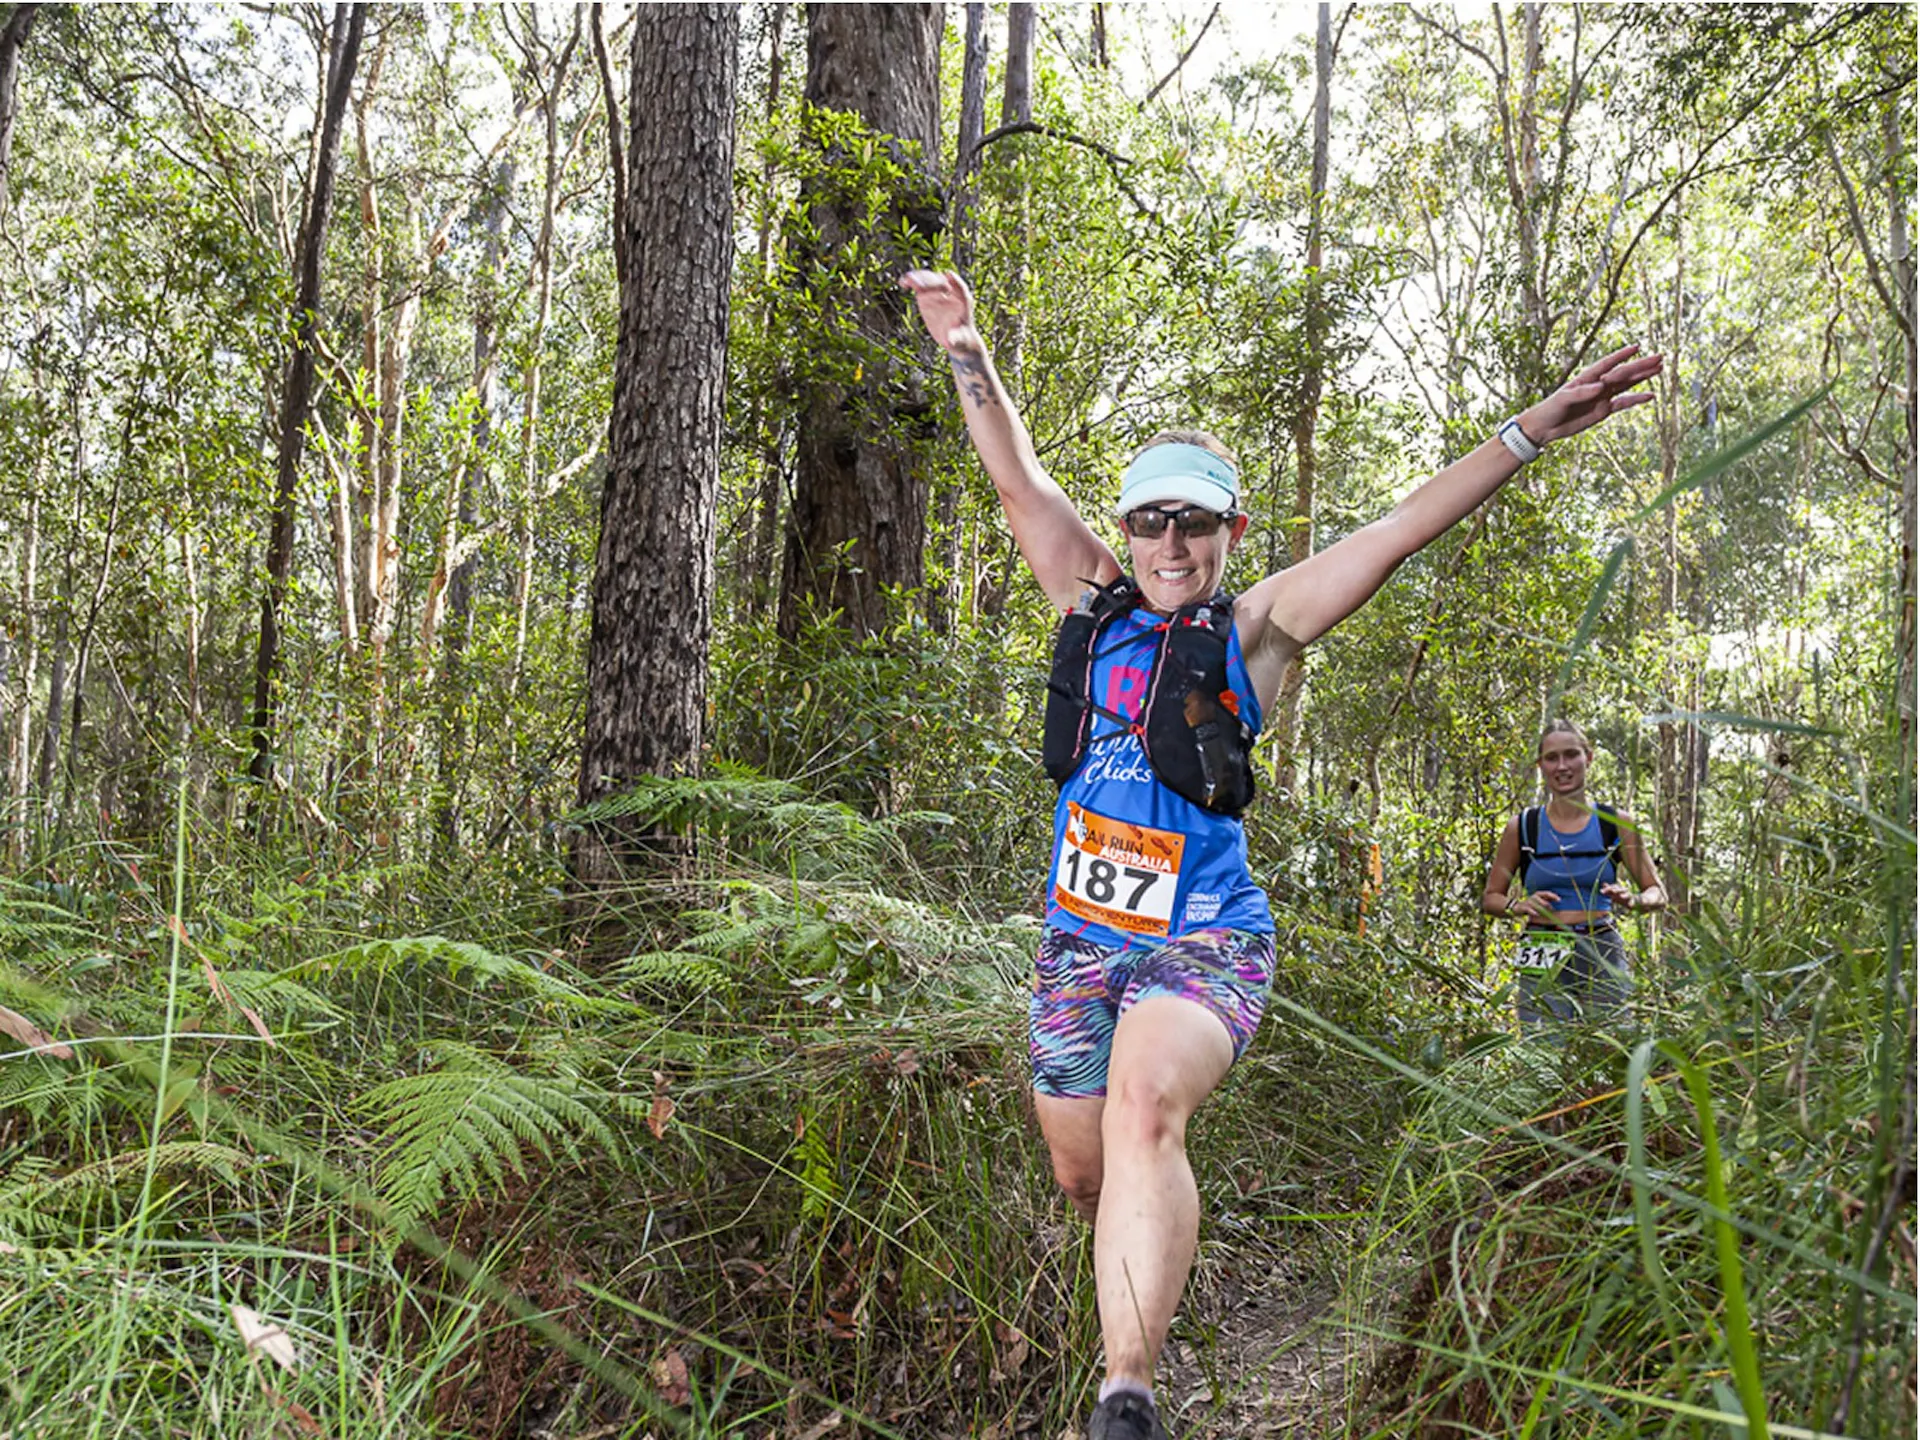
1525;810;1618;912
1043;603;1275;948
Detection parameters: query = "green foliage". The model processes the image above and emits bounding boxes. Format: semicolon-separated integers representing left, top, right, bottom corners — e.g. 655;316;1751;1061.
1350;824;1914;1439
357;1041;627;1237
0;4;1910;1436
0;1141;252;1242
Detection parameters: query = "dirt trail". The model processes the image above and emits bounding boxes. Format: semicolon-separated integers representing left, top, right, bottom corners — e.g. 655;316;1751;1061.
1154;1254;1351;1439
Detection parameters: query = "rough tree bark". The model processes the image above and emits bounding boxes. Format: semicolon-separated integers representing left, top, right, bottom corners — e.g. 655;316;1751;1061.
574;3;737;881
249;2;365;785
777;3;943;640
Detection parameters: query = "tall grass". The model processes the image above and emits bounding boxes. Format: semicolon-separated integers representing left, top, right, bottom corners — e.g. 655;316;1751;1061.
1342;714;1914;1432
2;608;1911;1436
0;780;1093;1436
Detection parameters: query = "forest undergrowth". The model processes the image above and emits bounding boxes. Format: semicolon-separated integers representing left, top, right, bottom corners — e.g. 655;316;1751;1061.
0;756;1912;1440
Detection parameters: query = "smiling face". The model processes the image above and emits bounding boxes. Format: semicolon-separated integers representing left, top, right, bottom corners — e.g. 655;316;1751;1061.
1124;508;1250;613
1536;733;1593;797
1115;433;1248;613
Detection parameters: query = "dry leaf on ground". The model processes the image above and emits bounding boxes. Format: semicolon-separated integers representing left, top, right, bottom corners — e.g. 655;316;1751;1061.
230;1302;300;1373
792;1411;843;1440
0;1004;72;1060
649;1347;691;1406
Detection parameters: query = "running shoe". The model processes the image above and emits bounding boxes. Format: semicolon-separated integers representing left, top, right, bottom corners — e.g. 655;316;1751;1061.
1086;1391;1170;1440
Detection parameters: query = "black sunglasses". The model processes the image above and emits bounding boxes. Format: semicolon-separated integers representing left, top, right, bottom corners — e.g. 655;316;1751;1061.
1122;505;1238;540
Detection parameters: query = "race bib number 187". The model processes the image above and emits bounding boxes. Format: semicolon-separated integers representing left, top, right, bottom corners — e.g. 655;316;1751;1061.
1053;801;1185;936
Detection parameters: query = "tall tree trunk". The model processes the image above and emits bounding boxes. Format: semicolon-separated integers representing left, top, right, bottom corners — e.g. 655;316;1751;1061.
1272;2;1333;795
575;2;737;883
351;32;388;637
0;2;37;220
952;3;988;279
1885;89;1917;777
589;2;628;293
250;2;366;786
992;1;1033;397
1492;2;1550;385
429;156;514;851
973;0;1033;627
778;3;943;641
57;449;124;831
741;2;790;621
174;445;203;733
1003;3;1033;126
35;364;88;806
509;12;578;701
5;407;43;857
930;0;990;632
365;162;413;680
341;30;388;798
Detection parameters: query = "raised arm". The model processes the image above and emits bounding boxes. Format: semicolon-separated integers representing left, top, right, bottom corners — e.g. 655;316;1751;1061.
901;270;1121;611
1235;344;1663;709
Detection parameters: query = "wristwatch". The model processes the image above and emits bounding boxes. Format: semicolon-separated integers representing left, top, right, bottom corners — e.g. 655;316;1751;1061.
1498;417;1543;464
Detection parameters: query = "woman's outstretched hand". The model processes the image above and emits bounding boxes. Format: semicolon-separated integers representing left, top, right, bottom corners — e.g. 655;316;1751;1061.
1522;344;1664;445
900;269;987;361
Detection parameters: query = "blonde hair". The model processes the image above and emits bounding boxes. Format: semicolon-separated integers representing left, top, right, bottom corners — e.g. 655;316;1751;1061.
1536;718;1594;760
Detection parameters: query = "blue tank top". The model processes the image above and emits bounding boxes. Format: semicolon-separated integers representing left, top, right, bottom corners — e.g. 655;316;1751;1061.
1525;810;1618;912
1043;604;1274;948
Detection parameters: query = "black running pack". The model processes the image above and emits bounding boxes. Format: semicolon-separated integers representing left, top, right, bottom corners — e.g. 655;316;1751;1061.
1041;576;1257;817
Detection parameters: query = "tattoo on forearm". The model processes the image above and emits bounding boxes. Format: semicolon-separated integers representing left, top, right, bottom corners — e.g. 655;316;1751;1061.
949;352;1000;409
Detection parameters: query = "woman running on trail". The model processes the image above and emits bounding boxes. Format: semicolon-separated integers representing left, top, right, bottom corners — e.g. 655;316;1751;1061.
901;267;1661;1440
1481;718;1667;1028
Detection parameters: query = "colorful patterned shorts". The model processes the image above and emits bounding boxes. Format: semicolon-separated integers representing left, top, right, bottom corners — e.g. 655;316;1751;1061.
1029;927;1276;1099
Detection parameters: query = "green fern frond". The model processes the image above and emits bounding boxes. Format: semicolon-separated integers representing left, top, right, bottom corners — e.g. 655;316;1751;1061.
281;935;624;1014
0;1142;251;1209
358;1047;622;1235
0;962;80;1026
215;969;344;1022
615;950;736;997
570;773;941;879
568;771;806;830
0;882;91;948
288;934;521;983
675;912;786;959
0;1052;106;1132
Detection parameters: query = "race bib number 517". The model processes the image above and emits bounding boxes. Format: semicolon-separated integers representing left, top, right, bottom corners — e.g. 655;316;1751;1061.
1053;802;1185;936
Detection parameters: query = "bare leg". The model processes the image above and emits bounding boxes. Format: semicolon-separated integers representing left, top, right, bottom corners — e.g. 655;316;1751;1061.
1066;996;1235;1389
1034;1092;1106;1222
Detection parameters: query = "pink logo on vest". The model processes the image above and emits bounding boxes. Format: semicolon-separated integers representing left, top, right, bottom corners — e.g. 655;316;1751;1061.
1105;664;1150;723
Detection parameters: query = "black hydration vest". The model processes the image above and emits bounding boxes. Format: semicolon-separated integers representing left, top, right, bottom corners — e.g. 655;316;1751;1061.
1041;577;1258;818
1516;803;1622;885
